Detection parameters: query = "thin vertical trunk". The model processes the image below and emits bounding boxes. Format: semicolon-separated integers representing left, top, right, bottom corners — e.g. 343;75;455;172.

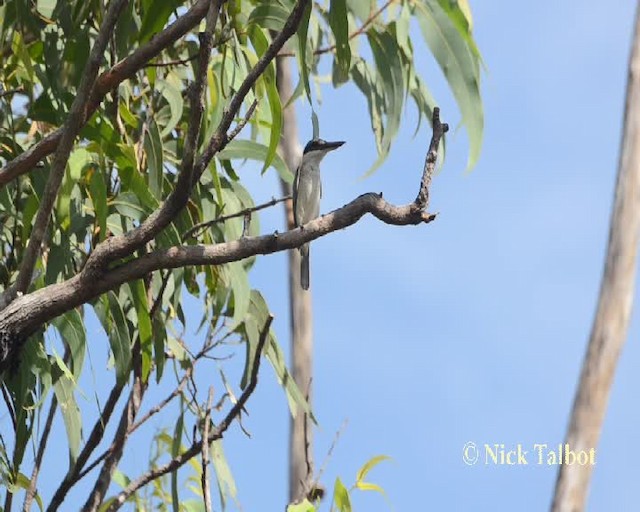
552;3;640;510
276;56;315;503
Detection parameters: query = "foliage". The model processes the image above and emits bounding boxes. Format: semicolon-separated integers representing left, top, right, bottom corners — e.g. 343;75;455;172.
0;0;482;510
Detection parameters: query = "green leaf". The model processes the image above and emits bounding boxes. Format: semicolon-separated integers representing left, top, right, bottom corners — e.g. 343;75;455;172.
311;110;320;139
414;0;483;169
127;280;153;382
217;140;293;183
157;78;184;137
366;29;404;175
228;261;250;329
171;409;184;512
52;309;86;382
247;3;290;31
287;500;316;512
356;455;391;484
329;0;351;84
145;118;163;199
94;292;132;386
244;291;312;419
211;440;237;509
139;0;180;43
296;0;313;103
332;478;352;512
53;366;82;463
248;26;282;174
36;0;56;18
89;168;108;241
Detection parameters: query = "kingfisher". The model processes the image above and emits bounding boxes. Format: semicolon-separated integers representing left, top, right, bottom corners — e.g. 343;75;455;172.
293;138;345;290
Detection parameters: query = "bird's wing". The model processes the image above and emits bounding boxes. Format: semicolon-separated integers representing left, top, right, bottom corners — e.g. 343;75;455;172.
293;164;300;226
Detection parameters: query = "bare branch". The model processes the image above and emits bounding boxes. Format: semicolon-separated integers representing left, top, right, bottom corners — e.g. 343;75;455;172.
105;315;273;511
14;0;129;298
202;387;214;512
0;0;212;188
415;107;448;210
183;195;292;240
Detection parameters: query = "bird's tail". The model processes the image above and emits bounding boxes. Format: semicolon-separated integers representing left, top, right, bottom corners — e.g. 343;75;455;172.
300;243;310;290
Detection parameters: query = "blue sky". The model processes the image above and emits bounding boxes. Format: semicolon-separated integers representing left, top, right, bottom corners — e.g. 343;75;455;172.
19;1;640;511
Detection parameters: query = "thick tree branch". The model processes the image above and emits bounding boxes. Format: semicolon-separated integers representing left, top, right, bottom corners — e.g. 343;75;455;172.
14;0;129;298
0;108;446;361
83;0;311;275
0;0;211;188
105;315;273;511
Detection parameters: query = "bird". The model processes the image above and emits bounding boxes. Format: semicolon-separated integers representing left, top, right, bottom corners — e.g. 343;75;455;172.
293;138;345;290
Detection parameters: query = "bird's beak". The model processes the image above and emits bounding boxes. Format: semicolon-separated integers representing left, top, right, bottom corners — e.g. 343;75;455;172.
322;140;345;151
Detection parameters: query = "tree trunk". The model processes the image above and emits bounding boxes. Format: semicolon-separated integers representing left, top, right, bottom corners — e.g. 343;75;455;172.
276;56;315;504
552;3;640;510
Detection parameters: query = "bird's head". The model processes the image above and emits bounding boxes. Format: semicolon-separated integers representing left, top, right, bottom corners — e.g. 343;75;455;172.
302;138;345;166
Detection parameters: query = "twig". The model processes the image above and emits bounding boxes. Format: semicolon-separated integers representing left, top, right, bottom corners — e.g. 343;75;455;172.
47;383;125;511
226;99;259;143
0;88;24;99
23;395;58;511
105;315;273;511
1;382;16;431
14;0;129;299
414;106;448;210
183;195;291;240
143;54;197;68
279;0;396;58
201;387;214;512
77;367;192;482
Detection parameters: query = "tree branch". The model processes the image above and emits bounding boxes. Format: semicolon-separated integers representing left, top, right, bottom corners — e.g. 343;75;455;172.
83;0;312;275
0;0;212;188
0;108;446;362
105;315;273;511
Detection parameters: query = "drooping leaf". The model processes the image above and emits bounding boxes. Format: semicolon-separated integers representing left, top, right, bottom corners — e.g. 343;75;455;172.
217;140;293;183
329;0;352;85
210;440;238;509
52;308;86;382
53;364;82;464
414;0;483;169
332;477;352;512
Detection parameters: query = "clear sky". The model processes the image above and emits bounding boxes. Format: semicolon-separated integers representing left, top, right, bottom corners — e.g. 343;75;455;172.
25;1;640;511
